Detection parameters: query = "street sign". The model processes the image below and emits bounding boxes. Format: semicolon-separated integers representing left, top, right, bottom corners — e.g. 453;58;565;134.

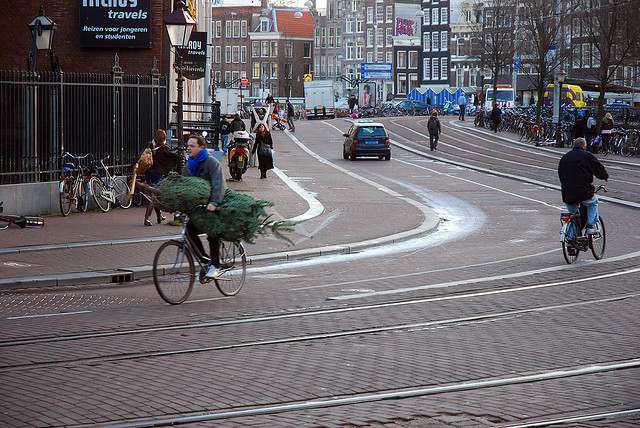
304;74;313;81
240;79;250;87
514;58;521;72
361;63;392;80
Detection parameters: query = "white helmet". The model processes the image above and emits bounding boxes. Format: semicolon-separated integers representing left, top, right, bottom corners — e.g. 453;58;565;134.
234;130;250;142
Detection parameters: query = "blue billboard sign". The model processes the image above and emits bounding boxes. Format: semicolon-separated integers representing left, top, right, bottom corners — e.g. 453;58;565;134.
361;63;393;80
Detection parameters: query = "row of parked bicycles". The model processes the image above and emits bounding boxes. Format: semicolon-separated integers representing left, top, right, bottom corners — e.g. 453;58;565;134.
59;152;134;216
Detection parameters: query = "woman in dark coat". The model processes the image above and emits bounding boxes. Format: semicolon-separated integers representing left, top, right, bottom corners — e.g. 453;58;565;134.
144;129;179;226
252;123;274;179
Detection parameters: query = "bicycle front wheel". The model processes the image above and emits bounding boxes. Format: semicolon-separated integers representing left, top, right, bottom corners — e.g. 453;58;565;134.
590;216;606;260
215;241;246;296
153;240;195;304
78;179;89;212
59;178;74;216
562;221;580;264
89;177;111;212
114;177;132;209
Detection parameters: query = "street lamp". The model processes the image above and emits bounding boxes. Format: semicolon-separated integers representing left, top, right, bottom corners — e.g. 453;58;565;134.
555;69;567;147
165;0;196;161
28;6;58;72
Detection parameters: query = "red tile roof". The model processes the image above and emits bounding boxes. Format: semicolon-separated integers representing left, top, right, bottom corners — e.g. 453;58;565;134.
270;9;314;38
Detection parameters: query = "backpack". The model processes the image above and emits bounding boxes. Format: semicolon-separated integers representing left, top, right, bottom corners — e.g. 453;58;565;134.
586;116;596;131
427;117;438;132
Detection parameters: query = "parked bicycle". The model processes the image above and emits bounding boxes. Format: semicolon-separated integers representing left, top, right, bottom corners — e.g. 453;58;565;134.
153;205;246;304
0;202;45;230
88;155;132;212
59;152;92;216
560;186;606;264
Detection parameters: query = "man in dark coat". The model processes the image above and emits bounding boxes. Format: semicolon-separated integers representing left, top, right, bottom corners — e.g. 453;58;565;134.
558;138;609;235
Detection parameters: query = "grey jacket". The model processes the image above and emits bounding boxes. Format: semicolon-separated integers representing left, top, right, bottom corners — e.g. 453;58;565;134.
183;154;226;205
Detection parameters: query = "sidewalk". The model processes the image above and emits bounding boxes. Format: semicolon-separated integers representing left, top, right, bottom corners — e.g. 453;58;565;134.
0;124;439;289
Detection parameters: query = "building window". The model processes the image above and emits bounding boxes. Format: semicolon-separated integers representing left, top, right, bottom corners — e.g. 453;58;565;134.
409;51;418;68
328;56;334;77
232;46;240;63
253;62;260;78
225;71;231;83
215;21;222;38
367;7;373;23
252;42;260;57
241;20;247;37
232;20;240;38
386;6;393;22
232;71;239;86
386;51;393;63
321;56;326;77
456;68;464;87
377;29;384;47
386;28;393;46
409;73;418;93
214;70;221;83
261;41;269;57
226;20;231;38
423;10;430;26
337;28;342;47
285;41;293;58
225;46;231;63
398;73;407;94
271;62;278;78
424;32;431;52
441;58;448;82
215;46;221;63
315;28;321;47
432;8;439;25
367;28;374;47
321;27;327;48
376;5;383;23
346;19;354;33
432;31;440;51
346;42;354;60
397;51;407;68
432;57;439;80
572;45;580;68
582;43;590;67
329;28;335;47
424;58;431;80
356;43;363;59
285;63;292;78
270;41;278;57
241;46;247;63
367;51;373;62
457;38;464;56
356;19;363;32
304;42;312;58
470;70;477;87
440;31;448;51
441;7;448;24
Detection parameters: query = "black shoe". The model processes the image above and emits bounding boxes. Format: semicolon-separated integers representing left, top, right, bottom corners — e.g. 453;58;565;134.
157;214;166;224
144;219;152;226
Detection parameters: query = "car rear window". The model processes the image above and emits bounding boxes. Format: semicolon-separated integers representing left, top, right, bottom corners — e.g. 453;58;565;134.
357;126;386;138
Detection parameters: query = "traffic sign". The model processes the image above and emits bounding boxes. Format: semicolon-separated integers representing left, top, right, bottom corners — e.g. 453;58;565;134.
304;74;313;81
240;78;250;87
361;63;392;80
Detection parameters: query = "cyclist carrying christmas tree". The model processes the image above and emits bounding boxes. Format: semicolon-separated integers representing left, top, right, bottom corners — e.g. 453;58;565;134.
183;135;226;279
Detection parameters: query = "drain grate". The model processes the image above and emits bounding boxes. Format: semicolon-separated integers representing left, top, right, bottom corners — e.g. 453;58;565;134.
110;272;133;283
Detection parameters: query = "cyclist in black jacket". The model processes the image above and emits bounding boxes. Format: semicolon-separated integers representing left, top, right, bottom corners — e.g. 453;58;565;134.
558;138;609;235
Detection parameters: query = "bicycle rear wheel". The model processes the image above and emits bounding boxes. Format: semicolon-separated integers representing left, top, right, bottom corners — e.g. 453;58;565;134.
153;240;195;304
59;178;74;216
89;177;111;212
215;241;246;296
114;177;132;209
590;216;606;260
562;221;580;264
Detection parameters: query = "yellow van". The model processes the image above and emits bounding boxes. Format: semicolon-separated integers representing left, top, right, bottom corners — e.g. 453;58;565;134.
544;84;587;107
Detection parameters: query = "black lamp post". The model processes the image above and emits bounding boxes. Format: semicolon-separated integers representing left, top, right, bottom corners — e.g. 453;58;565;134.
28;6;58;72
165;0;196;160
555;69;567;147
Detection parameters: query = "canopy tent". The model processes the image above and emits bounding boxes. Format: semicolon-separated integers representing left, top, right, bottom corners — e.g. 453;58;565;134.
408;87;471;105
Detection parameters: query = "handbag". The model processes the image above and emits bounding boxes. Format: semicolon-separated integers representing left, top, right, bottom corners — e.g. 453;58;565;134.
258;142;271;157
592;135;601;146
135;147;154;174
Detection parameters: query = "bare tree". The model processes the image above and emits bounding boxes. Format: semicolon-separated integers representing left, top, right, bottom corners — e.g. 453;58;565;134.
518;0;574;123
576;0;640;121
475;0;517;108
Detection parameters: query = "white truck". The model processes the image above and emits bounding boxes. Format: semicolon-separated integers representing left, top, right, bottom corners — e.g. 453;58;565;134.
304;80;335;119
215;88;242;117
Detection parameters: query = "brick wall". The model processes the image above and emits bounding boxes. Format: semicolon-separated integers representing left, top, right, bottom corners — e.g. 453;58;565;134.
1;1;171;75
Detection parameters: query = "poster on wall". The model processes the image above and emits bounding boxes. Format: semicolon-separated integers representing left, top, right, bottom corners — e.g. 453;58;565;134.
358;82;376;108
80;0;152;48
394;3;420;37
183;32;207;80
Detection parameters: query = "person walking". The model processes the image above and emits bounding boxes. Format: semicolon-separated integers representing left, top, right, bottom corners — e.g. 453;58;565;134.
265;93;275;105
572;112;586;141
490;104;502;133
143;130;179;226
183;135;226;279
252;123;274;179
599;112;614;155
427;110;441;151
457;93;467;121
558;137;609;235
348;94;357;114
286;99;295;132
219;116;231;154
426;94;431;106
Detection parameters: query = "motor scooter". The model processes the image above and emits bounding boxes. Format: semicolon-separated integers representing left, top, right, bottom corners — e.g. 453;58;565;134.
227;131;251;180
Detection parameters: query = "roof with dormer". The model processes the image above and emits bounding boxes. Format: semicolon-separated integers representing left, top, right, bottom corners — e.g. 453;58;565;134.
258;8;314;38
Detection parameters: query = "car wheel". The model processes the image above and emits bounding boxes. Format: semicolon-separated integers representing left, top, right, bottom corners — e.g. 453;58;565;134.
384;154;391;160
343;147;349;159
349;150;357;161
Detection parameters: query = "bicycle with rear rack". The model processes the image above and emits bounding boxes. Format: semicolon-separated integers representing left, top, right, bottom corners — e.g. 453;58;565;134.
0;202;45;230
560;186;607;264
152;205;246;304
88;155;132;212
59;152;92;216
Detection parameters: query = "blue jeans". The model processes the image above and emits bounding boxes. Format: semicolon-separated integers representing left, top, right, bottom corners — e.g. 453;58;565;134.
565;195;599;229
221;134;229;154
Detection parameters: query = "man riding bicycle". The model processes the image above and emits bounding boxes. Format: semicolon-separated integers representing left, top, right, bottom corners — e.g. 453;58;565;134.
558;138;609;235
184;135;226;279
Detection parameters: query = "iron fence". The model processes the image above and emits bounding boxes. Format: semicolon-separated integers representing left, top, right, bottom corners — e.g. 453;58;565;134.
0;64;167;184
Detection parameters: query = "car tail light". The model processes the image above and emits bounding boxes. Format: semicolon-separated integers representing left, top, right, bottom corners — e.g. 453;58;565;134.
353;139;358;146
385;138;390;146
